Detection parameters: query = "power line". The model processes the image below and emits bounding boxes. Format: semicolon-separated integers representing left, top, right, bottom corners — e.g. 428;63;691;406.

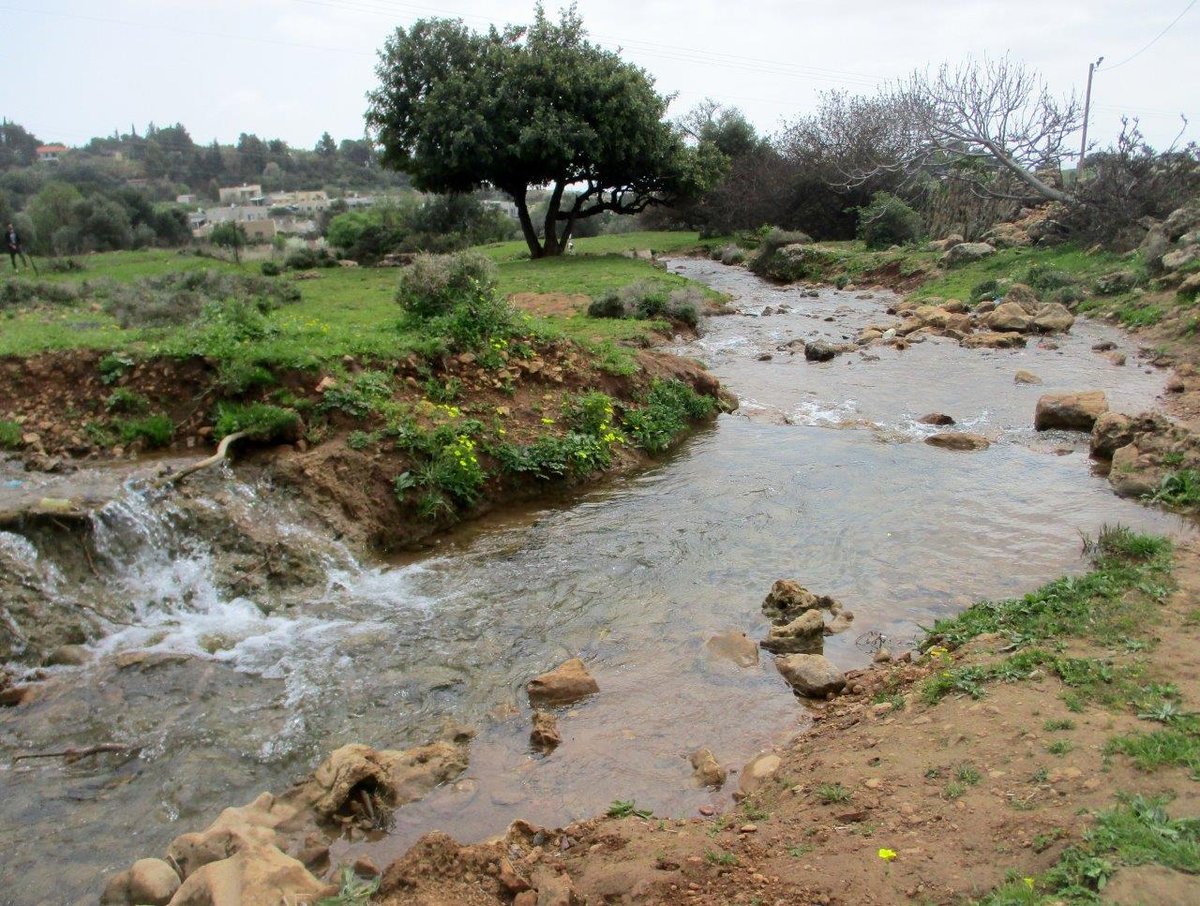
1104;0;1197;70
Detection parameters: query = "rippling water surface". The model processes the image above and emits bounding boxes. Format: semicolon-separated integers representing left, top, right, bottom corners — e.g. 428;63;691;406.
0;260;1191;904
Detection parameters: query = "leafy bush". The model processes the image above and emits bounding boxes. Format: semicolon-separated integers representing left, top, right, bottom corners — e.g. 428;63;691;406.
318;370;395;417
396;250;498;320
213;402;300;441
622;379;716;454
1148;470;1200;508
856;193;923;249
0;278;80;308
1051;285;1086;306
216;360;277;393
0;419;22;449
98;352;133;385
1024;264;1078;293
970;279;1002;303
284;246;338;270
116;413;174;448
260;261;282;277
104;269;300;329
586;282;701;328
756;225;814;251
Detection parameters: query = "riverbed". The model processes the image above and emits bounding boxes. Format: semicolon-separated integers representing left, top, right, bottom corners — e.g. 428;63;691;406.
0;261;1190;904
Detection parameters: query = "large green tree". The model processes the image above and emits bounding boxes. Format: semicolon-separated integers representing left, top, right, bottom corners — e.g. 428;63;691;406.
366;5;720;258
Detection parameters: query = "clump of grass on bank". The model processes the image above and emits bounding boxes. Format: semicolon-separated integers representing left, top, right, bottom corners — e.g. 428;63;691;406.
587;280;703;328
0;419;23;449
214;402;300;442
921;526;1173;706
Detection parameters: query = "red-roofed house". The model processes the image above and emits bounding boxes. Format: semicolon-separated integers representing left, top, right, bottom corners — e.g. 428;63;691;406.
36;144;68;162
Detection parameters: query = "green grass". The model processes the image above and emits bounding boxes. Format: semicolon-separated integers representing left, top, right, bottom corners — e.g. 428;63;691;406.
815;783;852;804
1106;720;1200;779
0;419;22;449
606;799;653;819
1148;470;1200;509
1044;718;1077;732
0;236;713;362
910;244;1129;305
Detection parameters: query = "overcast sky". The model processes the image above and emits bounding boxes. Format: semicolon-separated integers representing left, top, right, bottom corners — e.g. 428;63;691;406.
4;0;1197;156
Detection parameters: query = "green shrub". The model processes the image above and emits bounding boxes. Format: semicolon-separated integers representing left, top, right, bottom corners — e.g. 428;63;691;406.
622;379;716;454
1051;285;1086;306
104;269;301;328
1148;470;1200;508
284;246;337;270
856;193;923;249
396;250;498;320
586;282;701;328
757;226;813;251
213;402;300;441
216;360;277;393
0;419;22;449
587;292;627;319
116;413;174;448
1024;264;1078;293
260;261;282;277
970;279;1002;303
98;352;134;385
318;370;395;417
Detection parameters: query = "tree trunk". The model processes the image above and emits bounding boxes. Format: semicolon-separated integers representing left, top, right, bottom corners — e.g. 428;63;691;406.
514;191;544;259
541;182;567;257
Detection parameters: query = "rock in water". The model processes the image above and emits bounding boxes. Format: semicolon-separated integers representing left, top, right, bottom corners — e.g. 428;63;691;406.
1014;370;1043;385
530;710;561;754
1034;391;1109;432
924;433;991;452
775;654;846;698
804;340;838;362
128;859;181;905
526;657;599;706
704;630;759;667
917;413;955;426
984;302;1032;333
762;580;838;623
1033;303;1075;333
168;844;328;906
1090;412;1136;459
761;609;825;654
690;748;727;788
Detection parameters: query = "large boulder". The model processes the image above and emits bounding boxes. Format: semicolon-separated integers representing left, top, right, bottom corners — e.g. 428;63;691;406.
1034;391;1109;432
761;609;825;654
775;653;846;698
1033;303;1075;333
762;580;838;623
101;858;181;906
168;843;329;906
1095;270;1139;295
526;658;599;706
1164;202;1200;242
167;793;297;880
1003;283;1040;313
1163;245;1199;271
984;302;1033;333
804;340;839;362
1109;444;1160;498
941;242;996;267
925;234;964;252
296;726;473;822
1090;412;1136;459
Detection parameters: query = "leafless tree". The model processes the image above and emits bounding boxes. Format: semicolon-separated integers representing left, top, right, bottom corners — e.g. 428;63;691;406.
894;55;1082;203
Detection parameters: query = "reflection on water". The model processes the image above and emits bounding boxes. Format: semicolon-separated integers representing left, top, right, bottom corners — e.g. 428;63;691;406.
0;261;1191;904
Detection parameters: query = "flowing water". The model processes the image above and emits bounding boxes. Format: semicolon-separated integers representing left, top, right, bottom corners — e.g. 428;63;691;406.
0;261;1192;904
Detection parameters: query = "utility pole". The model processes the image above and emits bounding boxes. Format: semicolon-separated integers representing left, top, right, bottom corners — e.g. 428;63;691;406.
1079;56;1104;174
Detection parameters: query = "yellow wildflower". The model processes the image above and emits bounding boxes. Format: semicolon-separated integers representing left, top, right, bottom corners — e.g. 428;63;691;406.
877;848;897;862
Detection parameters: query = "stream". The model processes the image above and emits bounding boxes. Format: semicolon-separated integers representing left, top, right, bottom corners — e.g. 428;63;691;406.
0;260;1192;905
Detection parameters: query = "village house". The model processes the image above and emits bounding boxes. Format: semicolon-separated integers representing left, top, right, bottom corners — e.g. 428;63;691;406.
36;144;68;162
217;184;264;205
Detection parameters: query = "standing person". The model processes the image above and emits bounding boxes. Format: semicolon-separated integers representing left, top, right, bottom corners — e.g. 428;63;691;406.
5;223;30;272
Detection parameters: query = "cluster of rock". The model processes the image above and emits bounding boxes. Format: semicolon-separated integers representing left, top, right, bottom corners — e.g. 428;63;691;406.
1142;201;1200;300
756;579;857;701
101;726;474;905
854;283;1075;354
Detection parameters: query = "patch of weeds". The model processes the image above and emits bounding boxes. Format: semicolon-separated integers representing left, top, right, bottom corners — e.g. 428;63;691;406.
216;360;277;394
1046;740;1074;756
1106;721;1200;778
1044;718;1076;732
317;865;380;906
622;378;716;454
1117;303;1163;329
703;848;738;866
0;419;22;449
84;422;115;446
318;370;395;418
115;413;173;448
1031;767;1049;784
1148;469;1200;509
956;764;983;785
944;781;969;800
104;388;149;414
214;402;300;442
1032;828;1066;854
815;783;852;804
424;376;461;403
872;690;907;711
588;339;638;377
743;804;770;821
98;352;134;385
607;799;653;819
347;430;378;451
495;391;622;480
1062;691;1086;713
787;844;814;858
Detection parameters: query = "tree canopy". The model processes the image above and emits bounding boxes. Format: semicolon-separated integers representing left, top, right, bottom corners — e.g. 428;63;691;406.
366;5;721;257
